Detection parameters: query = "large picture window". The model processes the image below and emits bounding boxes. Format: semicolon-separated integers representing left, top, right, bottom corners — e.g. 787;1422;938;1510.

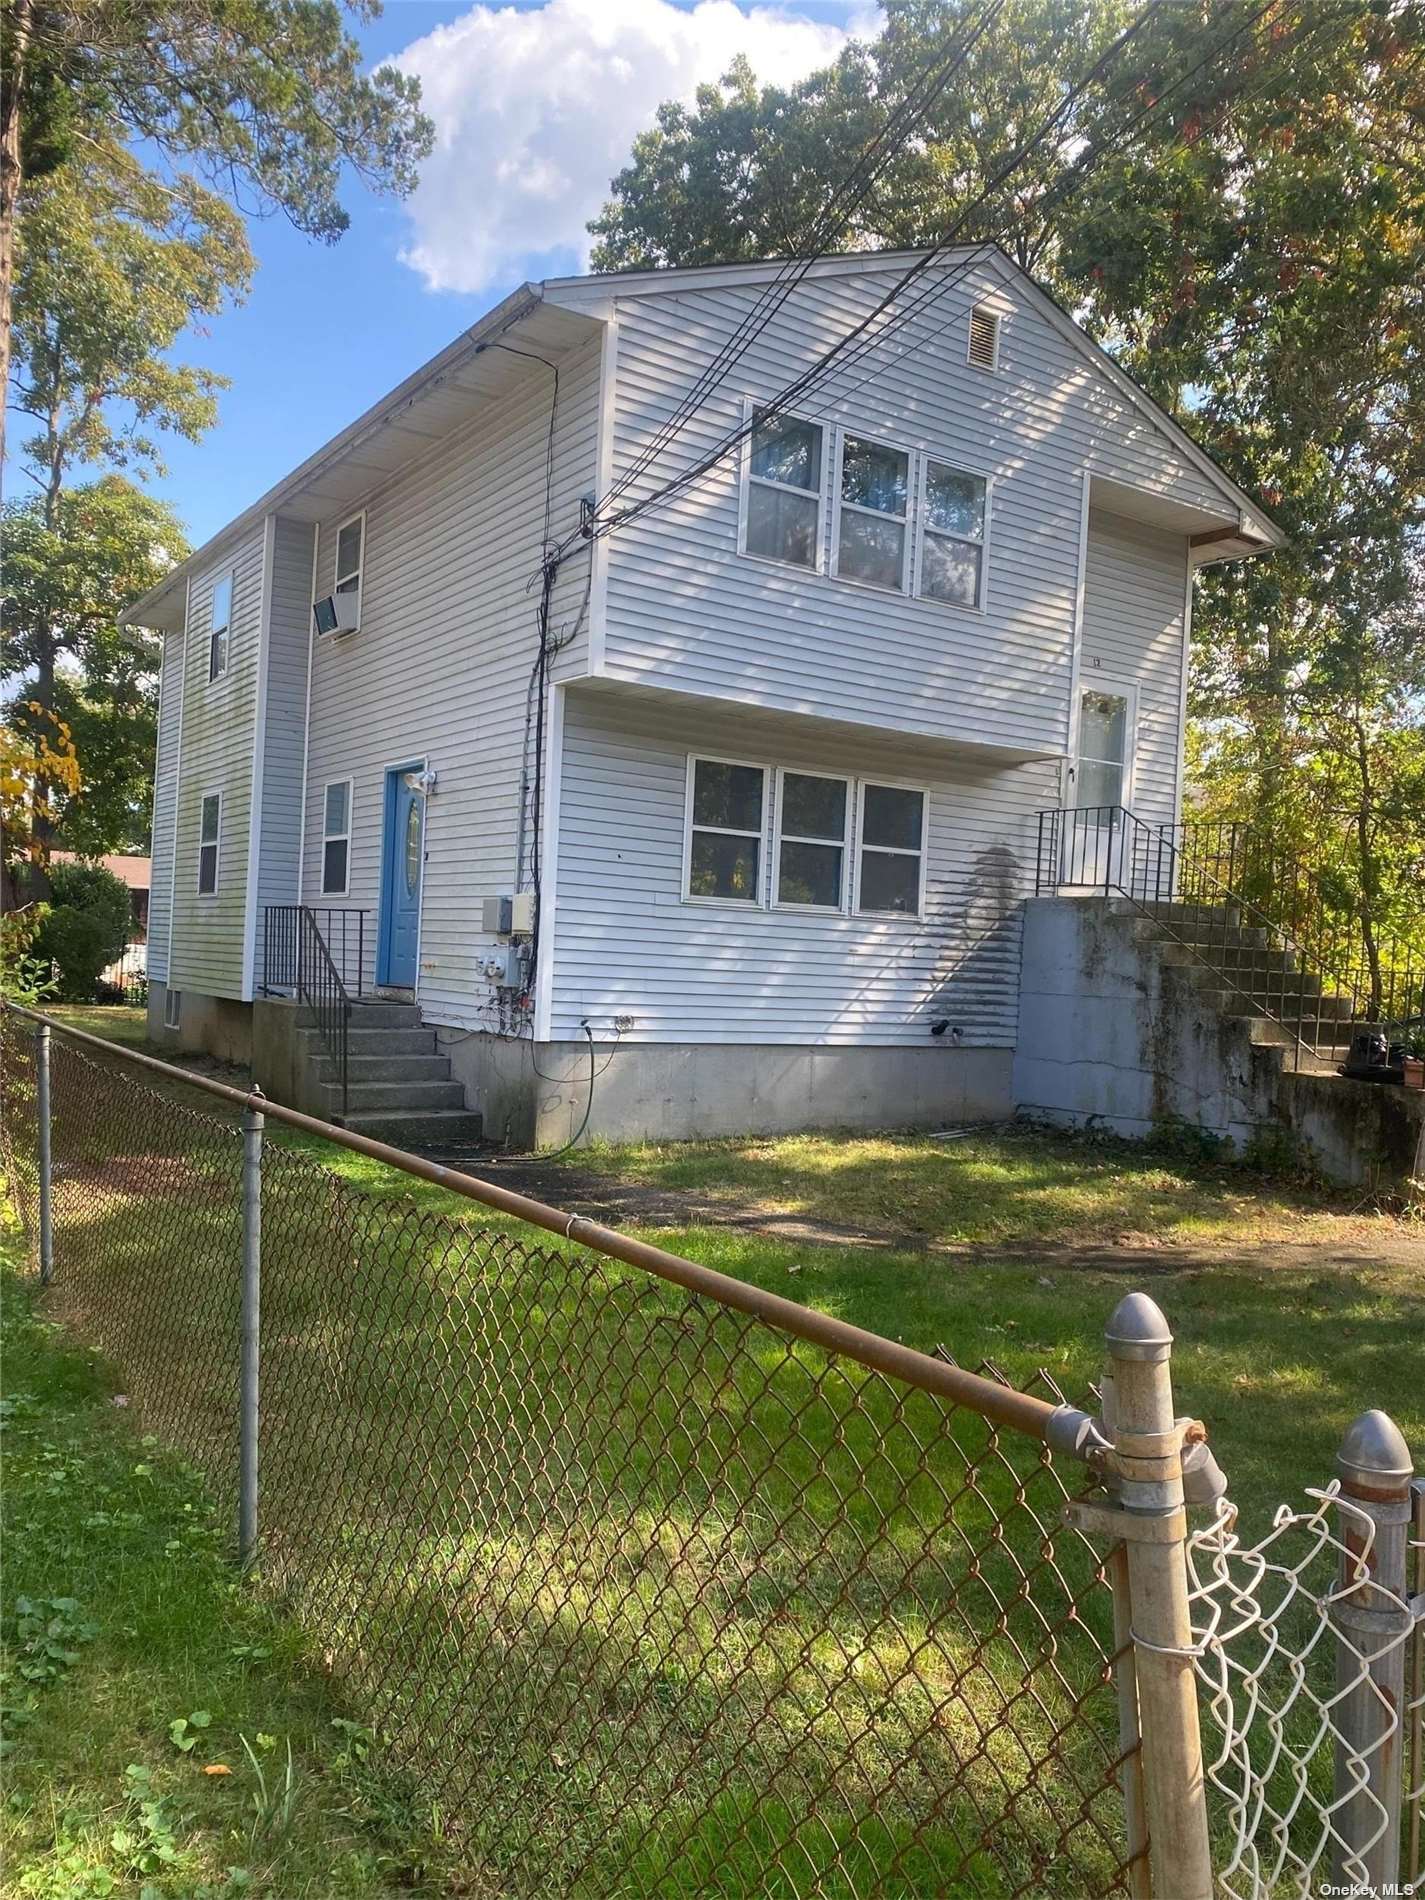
919;462;988;609
322;778;352;895
685;757;767;903
835;435;910;591
774;770;849;909
197;792;221;896
744;413;822;570
856;783;925;915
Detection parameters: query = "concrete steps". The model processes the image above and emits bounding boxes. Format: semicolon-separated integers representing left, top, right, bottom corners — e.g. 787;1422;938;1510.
296;999;482;1147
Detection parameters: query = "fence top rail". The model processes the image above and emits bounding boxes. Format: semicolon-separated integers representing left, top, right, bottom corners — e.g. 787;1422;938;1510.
4;1002;1070;1448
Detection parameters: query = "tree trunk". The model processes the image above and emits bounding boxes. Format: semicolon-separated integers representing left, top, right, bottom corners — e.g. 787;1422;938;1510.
0;0;34;479
1349;708;1386;1022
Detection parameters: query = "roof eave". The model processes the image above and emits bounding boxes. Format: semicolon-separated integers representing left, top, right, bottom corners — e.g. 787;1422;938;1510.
121;281;547;630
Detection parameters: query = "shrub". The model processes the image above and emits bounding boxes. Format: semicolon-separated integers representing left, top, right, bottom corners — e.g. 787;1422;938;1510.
33;862;133;1003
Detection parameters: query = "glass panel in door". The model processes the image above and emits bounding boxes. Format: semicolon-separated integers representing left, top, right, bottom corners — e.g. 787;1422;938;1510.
1068;689;1131;887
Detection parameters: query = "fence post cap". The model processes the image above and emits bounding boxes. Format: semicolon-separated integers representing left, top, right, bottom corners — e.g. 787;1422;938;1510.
1337;1409;1412;1489
1104;1291;1173;1362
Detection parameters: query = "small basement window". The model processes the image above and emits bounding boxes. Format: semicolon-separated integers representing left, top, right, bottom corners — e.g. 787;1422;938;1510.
919;462;988;609
774;770;850;909
208;572;233;682
334;513;364;622
197;792;221;896
856;783;926;915
836;435;910;591
164;988;181;1030
968;304;1001;371
322;778;352;895
686;757;766;903
744;412;823;570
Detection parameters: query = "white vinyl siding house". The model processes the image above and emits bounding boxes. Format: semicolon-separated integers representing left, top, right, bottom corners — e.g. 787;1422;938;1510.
167;529;264;1000
128;247;1278;1142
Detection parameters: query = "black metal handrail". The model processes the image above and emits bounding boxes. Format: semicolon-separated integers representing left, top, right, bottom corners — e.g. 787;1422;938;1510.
262;906;367;1119
1035;806;1424;1073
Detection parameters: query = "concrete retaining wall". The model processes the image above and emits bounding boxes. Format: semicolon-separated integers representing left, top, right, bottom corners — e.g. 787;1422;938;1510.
1012;897;1425;1188
447;1034;1014;1150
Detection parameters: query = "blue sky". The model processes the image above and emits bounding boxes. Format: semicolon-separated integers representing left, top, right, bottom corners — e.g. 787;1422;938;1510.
138;0;874;548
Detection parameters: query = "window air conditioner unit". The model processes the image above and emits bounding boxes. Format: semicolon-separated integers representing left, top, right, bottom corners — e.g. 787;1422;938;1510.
313;592;359;637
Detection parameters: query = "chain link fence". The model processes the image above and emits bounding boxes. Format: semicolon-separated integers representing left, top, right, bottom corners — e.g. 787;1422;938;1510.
1;1006;1421;1898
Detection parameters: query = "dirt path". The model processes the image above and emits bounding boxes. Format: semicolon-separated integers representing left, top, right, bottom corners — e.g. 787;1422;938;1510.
472;1157;1425;1275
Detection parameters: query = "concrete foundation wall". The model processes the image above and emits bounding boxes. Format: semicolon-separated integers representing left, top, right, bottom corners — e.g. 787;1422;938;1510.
146;981;253;1067
1012;898;1424;1188
447;1032;1013;1150
250;999;326;1116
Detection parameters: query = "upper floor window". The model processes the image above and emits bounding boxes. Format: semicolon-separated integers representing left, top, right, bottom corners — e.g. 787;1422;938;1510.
744;413;822;571
197;792;221;896
335;513;365;621
835;435;910;592
685;757;766;903
919;462;988;610
322;779;352;895
774;770;850;909
856;783;925;916
208;573;233;682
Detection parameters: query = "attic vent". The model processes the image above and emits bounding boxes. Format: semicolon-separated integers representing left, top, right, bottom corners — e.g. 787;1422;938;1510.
967;305;1001;371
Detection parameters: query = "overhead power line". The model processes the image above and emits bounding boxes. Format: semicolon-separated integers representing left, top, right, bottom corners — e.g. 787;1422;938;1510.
564;0;1336;560
600;0;1012;515
562;0;1179;556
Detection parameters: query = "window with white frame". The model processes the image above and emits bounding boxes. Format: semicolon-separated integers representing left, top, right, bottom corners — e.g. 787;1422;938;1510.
197;793;221;896
208;573;233;682
856;783;925;915
774;770;850;909
686;757;766;903
334;513;364;620
164;988;182;1030
744;412;823;570
835;434;910;591
919;461;988;609
322;779;352;895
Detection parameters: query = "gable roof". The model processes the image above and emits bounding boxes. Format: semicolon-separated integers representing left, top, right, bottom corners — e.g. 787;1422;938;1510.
544;242;1282;554
124;243;1279;631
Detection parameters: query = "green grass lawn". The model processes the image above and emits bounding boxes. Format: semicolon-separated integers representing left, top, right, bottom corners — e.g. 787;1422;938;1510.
6;1012;1423;1896
536;1123;1396;1248
43;1004;151;1050
0;1245;455;1899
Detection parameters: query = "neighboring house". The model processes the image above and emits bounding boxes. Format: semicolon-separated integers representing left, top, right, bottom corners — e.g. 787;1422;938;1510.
123;245;1282;1145
51;852;151;940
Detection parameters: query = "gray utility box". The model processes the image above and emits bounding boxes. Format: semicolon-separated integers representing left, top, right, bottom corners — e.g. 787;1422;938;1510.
481;893;535;938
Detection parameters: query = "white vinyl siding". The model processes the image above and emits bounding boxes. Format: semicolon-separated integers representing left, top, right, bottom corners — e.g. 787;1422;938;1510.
298;331;602;1011
249;516;312;991
551;688;1054;1047
169;529;265;998
146;625;185;985
599;255;1221;760
1078;509;1189;831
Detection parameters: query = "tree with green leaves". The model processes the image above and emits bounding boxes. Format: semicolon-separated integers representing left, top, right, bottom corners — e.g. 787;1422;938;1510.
2;476;189;888
589;0;1425;966
0;0;433;456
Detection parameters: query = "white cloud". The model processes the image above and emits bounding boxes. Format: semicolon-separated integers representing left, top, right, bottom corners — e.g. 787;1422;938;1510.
394;0;868;295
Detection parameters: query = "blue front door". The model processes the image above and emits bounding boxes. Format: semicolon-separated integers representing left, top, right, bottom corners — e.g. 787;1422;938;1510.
379;766;424;988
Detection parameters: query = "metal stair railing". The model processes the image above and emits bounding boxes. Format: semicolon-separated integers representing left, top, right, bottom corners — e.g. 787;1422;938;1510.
261;905;366;1119
1034;805;1424;1073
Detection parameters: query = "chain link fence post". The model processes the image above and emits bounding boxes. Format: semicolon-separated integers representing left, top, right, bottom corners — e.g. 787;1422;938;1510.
1102;1292;1214;1900
238;1094;264;1569
36;1020;53;1286
1332;1409;1414;1893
